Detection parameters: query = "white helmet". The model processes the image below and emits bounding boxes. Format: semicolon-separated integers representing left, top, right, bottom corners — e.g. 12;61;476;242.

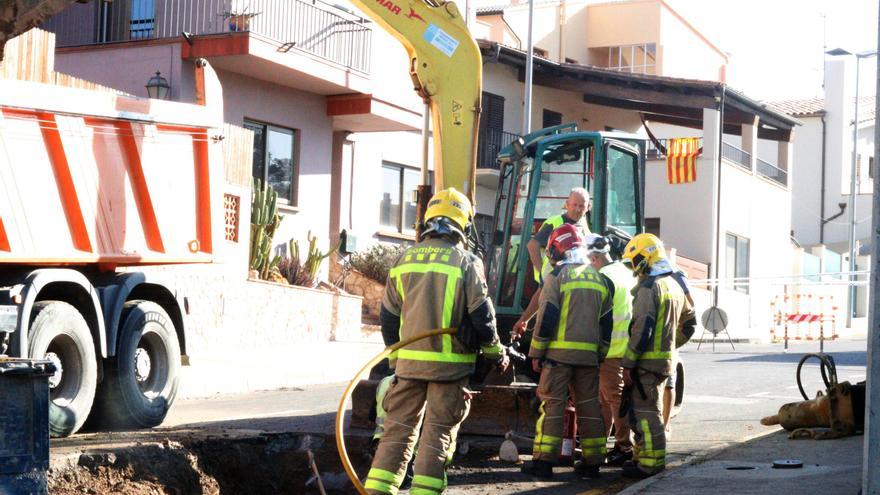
584;234;610;254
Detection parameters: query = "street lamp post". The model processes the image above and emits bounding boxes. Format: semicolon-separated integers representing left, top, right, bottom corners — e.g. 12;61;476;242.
826;48;878;327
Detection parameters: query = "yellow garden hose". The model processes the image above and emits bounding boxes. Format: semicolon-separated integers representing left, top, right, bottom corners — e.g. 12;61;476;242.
336;327;457;495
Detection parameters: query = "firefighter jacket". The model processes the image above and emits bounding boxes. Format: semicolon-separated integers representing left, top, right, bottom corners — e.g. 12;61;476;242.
379;237;504;382
599;261;636;359
622;272;697;375
528;263;614;367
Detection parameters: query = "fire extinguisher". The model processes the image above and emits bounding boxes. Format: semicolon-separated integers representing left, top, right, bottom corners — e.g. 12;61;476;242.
559;404;577;465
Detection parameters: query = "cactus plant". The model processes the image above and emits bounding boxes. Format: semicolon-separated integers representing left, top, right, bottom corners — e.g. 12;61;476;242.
249;178;282;280
279;231;340;287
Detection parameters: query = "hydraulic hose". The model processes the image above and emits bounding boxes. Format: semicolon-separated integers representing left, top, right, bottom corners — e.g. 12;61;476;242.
795;353;838;400
336;327;457;495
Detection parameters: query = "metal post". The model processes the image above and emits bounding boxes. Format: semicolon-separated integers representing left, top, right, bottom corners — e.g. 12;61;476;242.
522;0;535;135
847;56;860;329
862;13;880;493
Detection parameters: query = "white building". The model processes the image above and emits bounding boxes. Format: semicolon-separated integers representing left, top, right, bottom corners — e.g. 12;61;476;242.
773;57;876;323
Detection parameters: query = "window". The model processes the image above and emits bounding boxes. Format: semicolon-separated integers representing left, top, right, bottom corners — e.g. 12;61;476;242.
542;109;562;128
478;92;505;168
607;43;656;74
379;162;420;235
725;233;750;294
130;0;155;39
244;119;297;205
605;144;639;235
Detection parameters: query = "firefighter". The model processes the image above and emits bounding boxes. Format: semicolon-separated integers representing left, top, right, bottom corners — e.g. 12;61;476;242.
619;234;697;479
513;188;592;336
365;188;509;495
521;224;614;480
584;234;636;466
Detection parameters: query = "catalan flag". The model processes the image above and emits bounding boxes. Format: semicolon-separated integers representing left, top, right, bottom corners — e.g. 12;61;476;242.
666;137;700;184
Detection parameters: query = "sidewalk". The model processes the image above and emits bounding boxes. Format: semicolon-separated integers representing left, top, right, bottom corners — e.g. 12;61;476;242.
619;429;864;495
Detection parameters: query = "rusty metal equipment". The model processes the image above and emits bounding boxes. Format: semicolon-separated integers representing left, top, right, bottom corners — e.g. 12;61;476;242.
761;353;866;439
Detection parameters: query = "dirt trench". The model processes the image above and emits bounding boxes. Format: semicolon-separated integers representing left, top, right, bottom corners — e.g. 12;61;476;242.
49;432;374;495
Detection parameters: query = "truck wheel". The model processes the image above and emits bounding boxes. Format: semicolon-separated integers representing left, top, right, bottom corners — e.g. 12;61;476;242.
27;301;98;437
96;300;180;428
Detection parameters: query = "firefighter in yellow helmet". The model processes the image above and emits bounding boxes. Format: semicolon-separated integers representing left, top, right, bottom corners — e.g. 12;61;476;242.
619;233;696;479
365;188;509;495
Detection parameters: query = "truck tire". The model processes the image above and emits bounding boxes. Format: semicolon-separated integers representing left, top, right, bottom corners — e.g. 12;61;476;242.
95;300;180;428
27;301;98;437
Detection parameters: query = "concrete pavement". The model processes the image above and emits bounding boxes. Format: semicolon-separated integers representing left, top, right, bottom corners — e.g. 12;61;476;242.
620;430;864;495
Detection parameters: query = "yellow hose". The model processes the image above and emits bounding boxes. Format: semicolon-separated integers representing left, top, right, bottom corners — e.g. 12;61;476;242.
336;327;457;495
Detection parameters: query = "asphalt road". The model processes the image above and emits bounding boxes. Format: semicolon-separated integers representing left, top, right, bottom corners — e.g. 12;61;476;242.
158;338;867;493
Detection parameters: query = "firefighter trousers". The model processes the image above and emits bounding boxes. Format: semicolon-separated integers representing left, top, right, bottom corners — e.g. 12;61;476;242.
532;362;606;465
599;358;633;451
365;376;470;495
627;368;666;474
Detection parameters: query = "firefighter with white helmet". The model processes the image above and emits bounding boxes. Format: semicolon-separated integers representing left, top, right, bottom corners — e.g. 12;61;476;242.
365;188;508;495
585;234;636;466
619;233;696;478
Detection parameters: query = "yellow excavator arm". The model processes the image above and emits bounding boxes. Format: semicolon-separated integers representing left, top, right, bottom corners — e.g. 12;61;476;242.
348;0;482;202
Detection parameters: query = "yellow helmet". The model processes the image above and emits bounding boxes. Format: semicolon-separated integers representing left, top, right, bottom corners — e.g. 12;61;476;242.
621;233;667;275
424;187;473;231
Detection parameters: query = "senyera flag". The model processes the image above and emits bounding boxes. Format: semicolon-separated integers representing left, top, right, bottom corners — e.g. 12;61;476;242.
666;137;701;184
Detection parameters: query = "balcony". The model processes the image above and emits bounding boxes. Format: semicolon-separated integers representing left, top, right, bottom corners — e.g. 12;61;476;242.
645;138;703;159
41;0;371;73
721;142;752;172
477;128;521;170
757;158;788;187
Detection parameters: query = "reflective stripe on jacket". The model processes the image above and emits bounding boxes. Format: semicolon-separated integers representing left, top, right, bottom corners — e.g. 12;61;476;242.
599;261;636;359
529;263;613;366
622;273;696;375
382;237;498;381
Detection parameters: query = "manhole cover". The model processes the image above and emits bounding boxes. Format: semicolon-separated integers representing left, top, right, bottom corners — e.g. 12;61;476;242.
772;459;803;469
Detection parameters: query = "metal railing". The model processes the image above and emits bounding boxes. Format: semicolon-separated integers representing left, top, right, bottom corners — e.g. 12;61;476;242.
645;137;703;159
757;158;788;187
477;129;521;170
721;142;752;171
41;0;372;73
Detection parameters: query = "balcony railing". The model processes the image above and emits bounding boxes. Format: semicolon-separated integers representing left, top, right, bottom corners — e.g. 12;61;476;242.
721;142;752;171
645;137;703;159
41;0;372;73
477;129;521;170
757;158;788;187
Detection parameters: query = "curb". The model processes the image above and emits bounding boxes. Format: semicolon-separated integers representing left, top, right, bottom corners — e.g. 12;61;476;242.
616;428;782;495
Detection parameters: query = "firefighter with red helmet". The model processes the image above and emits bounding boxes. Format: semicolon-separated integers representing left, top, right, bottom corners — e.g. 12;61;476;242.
521;224;614;479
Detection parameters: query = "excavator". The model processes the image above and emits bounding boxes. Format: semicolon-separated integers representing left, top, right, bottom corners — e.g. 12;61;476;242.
343;0;658;436
339;0;646;323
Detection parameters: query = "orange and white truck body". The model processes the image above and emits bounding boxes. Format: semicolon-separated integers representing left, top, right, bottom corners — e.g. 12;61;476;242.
0;29;225;437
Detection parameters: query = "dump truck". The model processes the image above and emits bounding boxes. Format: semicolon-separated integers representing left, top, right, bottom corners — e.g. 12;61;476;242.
0;32;223;437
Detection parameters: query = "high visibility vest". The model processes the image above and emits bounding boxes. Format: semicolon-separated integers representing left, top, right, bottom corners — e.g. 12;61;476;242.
599;261;635;359
534;216;565;282
534;214;589;283
372;374;394;440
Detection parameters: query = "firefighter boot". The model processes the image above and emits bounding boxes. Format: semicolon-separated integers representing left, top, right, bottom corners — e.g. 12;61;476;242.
573;460;600;479
520;459;554;479
605;445;633;466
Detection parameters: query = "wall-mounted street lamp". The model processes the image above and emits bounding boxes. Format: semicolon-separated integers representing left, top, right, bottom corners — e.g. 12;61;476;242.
825;47;878;325
145;71;170;99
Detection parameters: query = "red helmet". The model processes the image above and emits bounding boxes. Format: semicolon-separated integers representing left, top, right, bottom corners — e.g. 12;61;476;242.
546;224;584;261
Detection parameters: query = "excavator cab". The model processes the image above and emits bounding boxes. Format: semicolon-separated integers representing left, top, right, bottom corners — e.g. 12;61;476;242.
486;125;646;326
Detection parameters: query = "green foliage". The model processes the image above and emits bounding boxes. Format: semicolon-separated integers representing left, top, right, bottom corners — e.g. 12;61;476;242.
249;178;282;280
349;244;406;284
279;231;340;287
